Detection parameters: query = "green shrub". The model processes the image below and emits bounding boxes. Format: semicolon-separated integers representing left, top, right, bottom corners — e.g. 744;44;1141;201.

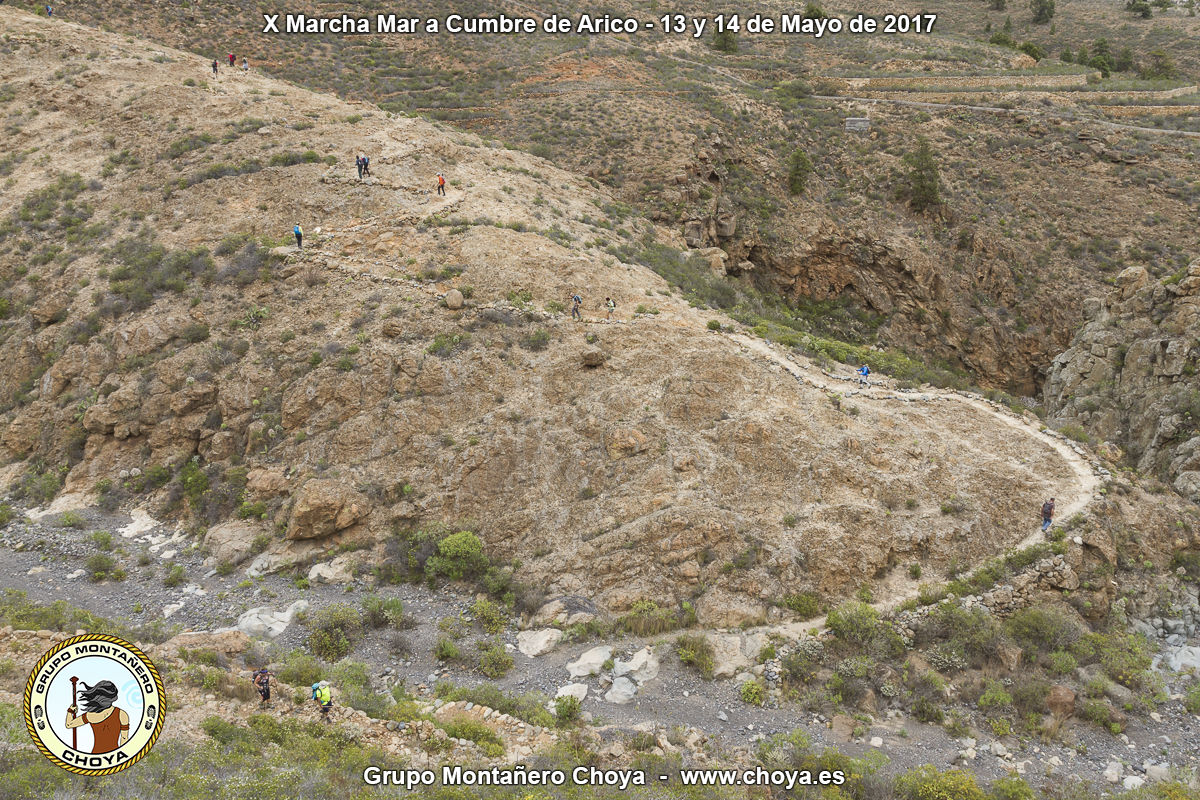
977;679;1013;711
434;682;554;728
620;599;681;636
988;775;1035;800
471;597;507;634
826;601;901;657
896;765;986;800
554;694;582;726
740;678;766;706
781;592;822;620
1047;650;1077;676
426;332;470;357
1098;631;1152;689
1004;607;1082;654
787;149;813;195
180;460;209;508
0;504;13;527
1012;679;1051;716
89;531;114;550
478;641;514;678
361;595;406;629
307;603;363;660
439;715;503;757
676;633;715;679
707;319;722;331
162;563;186;588
56;511;86;528
86;553;116;582
268;150;322;167
434;637;461;662
1184;682;1200;714
276;649;322;686
424;530;488;581
520;329;551;351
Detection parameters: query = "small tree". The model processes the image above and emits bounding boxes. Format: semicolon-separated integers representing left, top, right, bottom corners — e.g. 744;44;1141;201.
1030;0;1055;23
1140;50;1177;79
787;149;813;195
712;29;738;53
902;138;942;212
1115;46;1135;72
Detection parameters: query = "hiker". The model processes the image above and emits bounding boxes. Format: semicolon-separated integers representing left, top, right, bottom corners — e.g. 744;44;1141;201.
294;224;303;249
570;293;583;322
312;681;332;721
436;172;446;196
1041;498;1055;532
46;5;52;17
605;296;616;320
355;154;364;180
857;364;870;387
252;667;275;707
242;57;249;73
212;59;218;77
228;53;236;67
362;155;371;177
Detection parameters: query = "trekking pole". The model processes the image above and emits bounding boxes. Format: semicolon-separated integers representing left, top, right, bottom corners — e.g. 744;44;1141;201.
69;676;78;750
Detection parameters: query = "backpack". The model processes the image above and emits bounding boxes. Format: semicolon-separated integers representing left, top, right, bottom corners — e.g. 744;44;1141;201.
1042;502;1053;517
572;295;582;305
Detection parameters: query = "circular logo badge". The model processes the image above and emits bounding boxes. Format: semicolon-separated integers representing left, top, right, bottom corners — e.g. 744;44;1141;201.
23;634;166;776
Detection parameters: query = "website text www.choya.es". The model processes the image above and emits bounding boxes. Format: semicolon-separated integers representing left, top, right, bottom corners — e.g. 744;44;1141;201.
363;764;846;790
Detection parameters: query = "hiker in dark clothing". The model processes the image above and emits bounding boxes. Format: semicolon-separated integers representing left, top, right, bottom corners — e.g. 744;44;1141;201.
356;155;364;180
570;293;583;322
294;224;303;249
252;668;275;707
212;59;219;77
1041;498;1055;532
362;155;370;177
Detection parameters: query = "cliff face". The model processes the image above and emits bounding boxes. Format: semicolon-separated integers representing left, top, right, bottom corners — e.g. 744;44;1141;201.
1045;259;1200;498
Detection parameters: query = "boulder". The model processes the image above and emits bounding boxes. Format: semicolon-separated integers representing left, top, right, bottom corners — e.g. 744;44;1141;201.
159;629;250;660
444;289;464;310
1046;684;1076;717
709;634;751;680
308;556;355;584
1162;645;1200;672
614;647;660;685
531;596;598;627
517;629;564;658
286;479;368;539
567;646;612;679
581;349;607;368
604;676;637;705
229;600;310;639
555;683;589;702
203;520;263;566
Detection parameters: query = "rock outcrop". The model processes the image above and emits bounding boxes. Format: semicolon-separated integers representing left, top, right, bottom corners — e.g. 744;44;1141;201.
1045;259;1200;497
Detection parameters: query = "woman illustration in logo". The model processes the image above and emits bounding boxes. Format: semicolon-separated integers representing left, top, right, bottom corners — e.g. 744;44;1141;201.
64;680;130;753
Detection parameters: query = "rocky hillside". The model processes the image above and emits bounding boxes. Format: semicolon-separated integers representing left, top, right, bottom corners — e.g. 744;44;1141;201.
1045;257;1200;500
35;0;1200;395
0;10;1124;625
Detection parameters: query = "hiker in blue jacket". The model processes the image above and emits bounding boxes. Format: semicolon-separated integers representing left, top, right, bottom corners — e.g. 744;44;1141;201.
857;364;870;387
